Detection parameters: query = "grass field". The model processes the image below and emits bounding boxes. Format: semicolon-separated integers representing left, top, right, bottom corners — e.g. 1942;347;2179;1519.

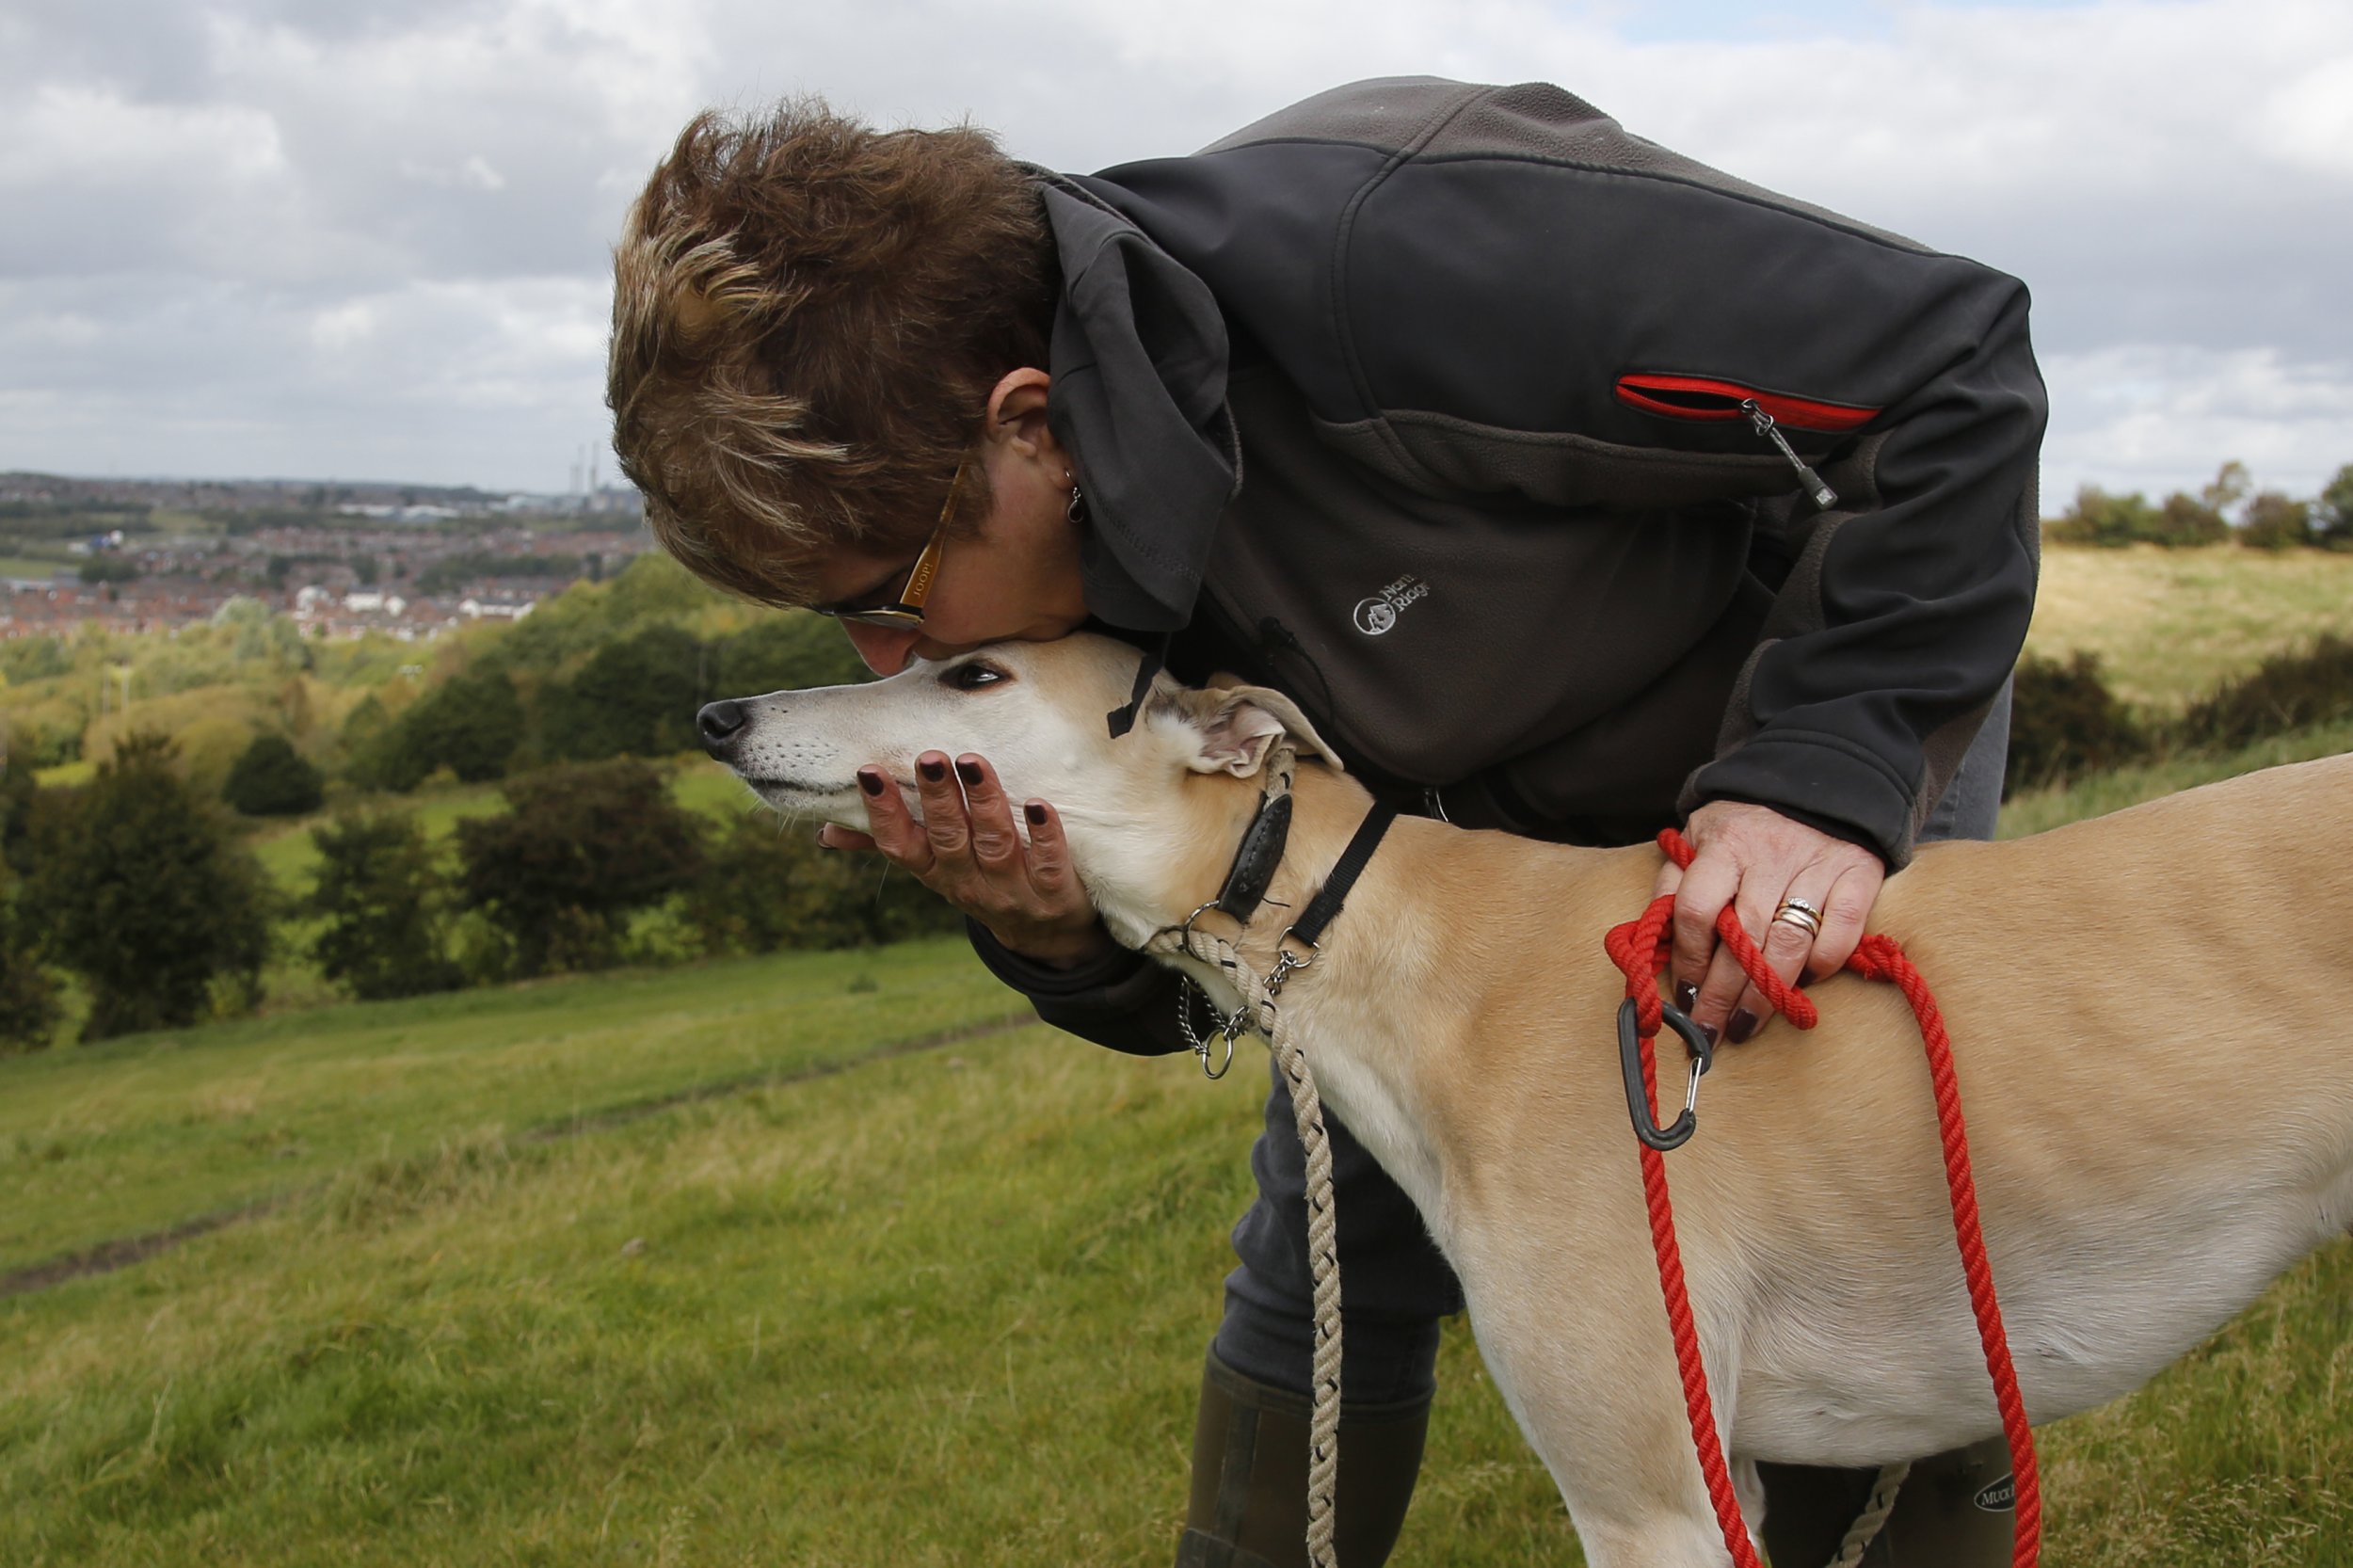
2026;544;2353;710
6;549;2352;1564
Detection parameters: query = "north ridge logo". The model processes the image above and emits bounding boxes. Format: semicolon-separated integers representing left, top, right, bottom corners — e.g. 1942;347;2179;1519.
1353;574;1429;636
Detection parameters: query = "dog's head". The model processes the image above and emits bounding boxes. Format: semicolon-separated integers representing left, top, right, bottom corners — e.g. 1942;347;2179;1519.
697;632;1341;940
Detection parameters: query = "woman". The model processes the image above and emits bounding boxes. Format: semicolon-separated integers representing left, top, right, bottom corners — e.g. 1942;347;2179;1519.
609;78;2044;1567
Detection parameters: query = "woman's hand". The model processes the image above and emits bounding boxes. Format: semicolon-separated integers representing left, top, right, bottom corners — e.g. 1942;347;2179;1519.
814;748;1114;968
1651;801;1886;1046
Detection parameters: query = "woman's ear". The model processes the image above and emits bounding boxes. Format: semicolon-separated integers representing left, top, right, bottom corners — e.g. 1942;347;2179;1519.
984;367;1055;457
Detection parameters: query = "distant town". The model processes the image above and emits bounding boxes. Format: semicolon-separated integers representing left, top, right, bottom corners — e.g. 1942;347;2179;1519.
0;470;653;640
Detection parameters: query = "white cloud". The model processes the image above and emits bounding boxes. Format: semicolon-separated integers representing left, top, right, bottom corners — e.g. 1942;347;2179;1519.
0;0;2347;495
2041;344;2353;504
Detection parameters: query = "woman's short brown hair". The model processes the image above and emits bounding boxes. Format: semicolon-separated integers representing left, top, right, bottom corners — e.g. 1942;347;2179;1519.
607;100;1056;605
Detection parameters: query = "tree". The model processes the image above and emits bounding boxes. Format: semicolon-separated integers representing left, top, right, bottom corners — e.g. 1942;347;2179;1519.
351;667;524;791
540;622;707;761
2150;491;2229;547
307;810;462;1000
2199;458;2251;520
681;809;960;955
222;732;326;816
715;611;872;696
2313;463;2353;551
2236;490;2312;551
409;668;524;782
0;883;60;1053
28;732;272;1040
454;760;703;976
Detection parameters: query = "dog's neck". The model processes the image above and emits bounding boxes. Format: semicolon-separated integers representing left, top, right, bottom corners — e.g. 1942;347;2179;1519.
1085;758;1385;959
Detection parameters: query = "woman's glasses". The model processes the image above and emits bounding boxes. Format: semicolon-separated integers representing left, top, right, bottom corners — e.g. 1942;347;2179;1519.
808;457;967;629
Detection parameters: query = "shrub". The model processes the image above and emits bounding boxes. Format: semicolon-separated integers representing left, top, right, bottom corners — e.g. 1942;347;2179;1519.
222;732;326;816
2181;634;2353;750
27;731;272;1040
2004;651;2147;795
454;759;704;976
681;809;960;955
307;811;463;1000
2045;486;2161;548
2150;492;2229;547
0;863;59;1055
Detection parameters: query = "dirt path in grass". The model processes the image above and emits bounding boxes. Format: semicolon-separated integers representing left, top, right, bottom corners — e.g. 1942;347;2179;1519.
0;1009;1036;1303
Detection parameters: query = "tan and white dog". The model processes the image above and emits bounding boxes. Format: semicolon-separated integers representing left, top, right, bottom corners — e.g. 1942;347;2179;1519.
703;632;2353;1567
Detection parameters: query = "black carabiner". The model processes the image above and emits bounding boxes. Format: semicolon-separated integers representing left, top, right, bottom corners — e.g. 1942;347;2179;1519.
1618;997;1716;1152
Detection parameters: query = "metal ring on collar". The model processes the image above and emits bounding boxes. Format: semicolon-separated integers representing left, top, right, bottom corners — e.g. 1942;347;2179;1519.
1771;897;1824;939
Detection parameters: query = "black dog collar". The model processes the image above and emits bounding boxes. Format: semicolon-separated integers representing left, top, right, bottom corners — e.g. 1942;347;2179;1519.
1212;792;1292;924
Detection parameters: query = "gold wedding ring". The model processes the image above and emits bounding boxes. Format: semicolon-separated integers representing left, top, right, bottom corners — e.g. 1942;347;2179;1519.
1771;896;1824;939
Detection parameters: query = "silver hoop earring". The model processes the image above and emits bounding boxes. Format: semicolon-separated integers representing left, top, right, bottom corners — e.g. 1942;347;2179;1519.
1066;485;1089;526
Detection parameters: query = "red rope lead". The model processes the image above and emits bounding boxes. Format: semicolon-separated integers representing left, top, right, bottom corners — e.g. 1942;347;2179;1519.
1607;829;2041;1568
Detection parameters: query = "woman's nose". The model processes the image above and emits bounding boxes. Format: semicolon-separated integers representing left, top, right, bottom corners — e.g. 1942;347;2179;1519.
842;620;920;676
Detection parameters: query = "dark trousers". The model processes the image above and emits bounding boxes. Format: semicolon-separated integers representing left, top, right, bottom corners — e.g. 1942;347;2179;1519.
1213;682;2014;1414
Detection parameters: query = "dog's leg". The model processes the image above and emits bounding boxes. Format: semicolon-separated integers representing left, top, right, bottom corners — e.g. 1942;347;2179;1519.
1453;1236;1754;1568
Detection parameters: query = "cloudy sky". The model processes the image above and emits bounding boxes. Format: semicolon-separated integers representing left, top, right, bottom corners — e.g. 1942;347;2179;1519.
3;0;2347;508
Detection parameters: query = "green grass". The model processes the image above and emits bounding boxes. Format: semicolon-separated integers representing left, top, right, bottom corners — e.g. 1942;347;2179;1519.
3;929;2345;1564
2028;544;2353;710
0;1003;1569;1567
1997;718;2353;839
0;555;67;580
0;938;1014;1280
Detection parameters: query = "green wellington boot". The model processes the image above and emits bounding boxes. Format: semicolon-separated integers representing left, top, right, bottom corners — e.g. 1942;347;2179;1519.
1758;1436;2018;1567
1175;1352;1431;1568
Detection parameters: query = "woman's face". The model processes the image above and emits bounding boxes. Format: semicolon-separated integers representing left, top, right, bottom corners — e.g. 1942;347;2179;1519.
806;370;1088;676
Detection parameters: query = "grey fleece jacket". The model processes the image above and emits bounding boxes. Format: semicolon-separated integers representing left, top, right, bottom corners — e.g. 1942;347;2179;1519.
976;77;2046;1055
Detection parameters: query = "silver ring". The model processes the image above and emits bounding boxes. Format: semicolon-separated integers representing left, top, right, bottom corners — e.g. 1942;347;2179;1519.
1770;897;1824;939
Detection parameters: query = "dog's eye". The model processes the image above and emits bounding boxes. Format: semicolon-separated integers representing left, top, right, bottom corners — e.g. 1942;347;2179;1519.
940;661;1007;692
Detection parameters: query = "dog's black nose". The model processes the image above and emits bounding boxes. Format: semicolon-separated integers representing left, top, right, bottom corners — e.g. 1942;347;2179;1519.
697;698;749;756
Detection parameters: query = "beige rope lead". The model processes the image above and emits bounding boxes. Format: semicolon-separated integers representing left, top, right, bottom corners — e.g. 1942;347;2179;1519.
1147;922;1344;1568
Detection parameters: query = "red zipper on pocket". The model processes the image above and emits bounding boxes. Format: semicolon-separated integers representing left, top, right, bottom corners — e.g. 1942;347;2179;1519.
1614;373;1878;434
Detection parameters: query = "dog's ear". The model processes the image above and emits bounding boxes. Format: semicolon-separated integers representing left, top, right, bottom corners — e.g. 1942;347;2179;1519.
1153;682;1346;776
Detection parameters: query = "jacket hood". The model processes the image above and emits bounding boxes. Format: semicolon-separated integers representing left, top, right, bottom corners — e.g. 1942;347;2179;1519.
1035;174;1240;632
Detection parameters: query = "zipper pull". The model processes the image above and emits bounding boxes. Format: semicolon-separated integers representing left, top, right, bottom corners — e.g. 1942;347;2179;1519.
1742;398;1838;510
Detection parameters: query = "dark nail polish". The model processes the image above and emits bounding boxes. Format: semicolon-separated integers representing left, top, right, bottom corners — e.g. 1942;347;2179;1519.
1696;1021;1720;1048
1023;802;1048;827
918;757;947;784
1673;981;1698;1013
954;759;983;788
1726;1009;1760;1046
856;768;886;797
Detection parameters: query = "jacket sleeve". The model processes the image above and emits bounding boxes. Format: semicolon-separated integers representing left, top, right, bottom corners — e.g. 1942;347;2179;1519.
964;919;1193;1056
1678;273;2043;864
